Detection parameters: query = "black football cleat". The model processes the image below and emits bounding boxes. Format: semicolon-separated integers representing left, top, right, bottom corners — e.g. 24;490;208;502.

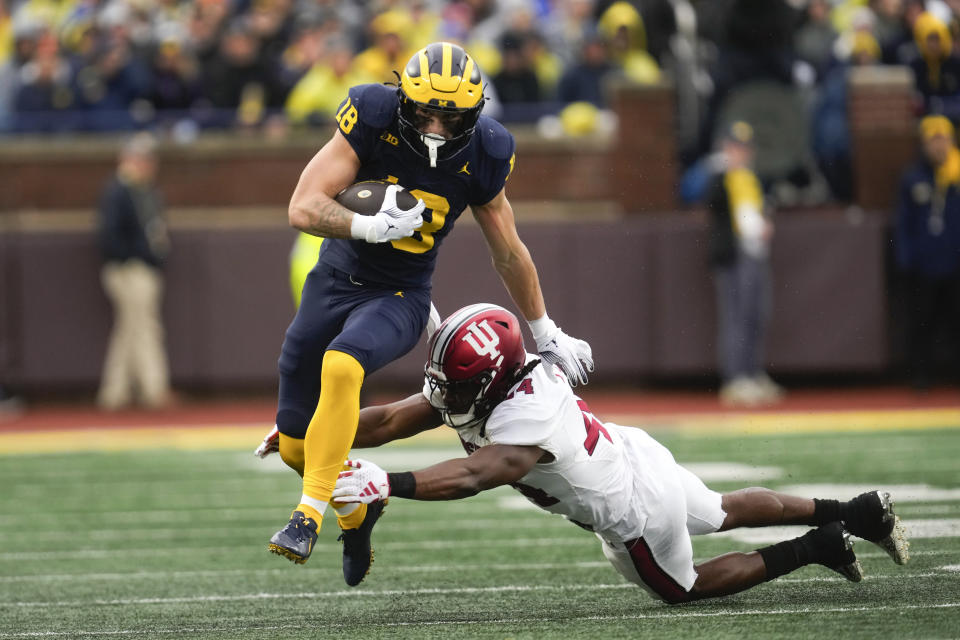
817;522;864;582
268;511;318;565
339;501;386;586
843;491;910;565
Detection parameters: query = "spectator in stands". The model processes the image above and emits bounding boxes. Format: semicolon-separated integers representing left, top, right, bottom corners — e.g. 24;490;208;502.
12;29;76;132
812;30;882;201
97;133;172;411
148;24;202;123
794;0;838;80
557;29;618;108
247;0;296;70
285;35;373;126
871;0;912;64
541;0;595;67
692;0;802;161
201;17;279;127
187;0;231;65
594;0;676;66
597;1;661;86
351;9;415;85
405;0;441;51
910;11;960;119
73;33;151;131
493;31;541;105
706;122;784;407
894;115;960;389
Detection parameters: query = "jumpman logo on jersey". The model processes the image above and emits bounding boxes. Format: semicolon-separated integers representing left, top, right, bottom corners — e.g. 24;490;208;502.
458;162;471;175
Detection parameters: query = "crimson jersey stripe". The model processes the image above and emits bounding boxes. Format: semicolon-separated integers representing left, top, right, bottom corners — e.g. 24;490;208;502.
625;537;689;603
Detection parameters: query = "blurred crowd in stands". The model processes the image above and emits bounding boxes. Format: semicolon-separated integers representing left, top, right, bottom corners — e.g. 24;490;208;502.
3;0;960;203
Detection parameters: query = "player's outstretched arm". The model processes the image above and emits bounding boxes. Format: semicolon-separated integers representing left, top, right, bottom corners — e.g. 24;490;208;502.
472;189;594;385
410;444;544;499
288;130;361;238
352;393;443;448
333;444;544;503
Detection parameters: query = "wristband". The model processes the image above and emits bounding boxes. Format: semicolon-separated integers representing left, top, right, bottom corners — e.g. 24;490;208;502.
350;214;376;243
527;314;556;343
387;471;416;499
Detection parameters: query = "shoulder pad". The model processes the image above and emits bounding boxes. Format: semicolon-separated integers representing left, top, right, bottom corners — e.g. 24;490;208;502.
476;115;515;161
349;83;398;129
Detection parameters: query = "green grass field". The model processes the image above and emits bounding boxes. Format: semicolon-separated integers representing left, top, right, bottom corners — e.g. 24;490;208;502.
2;425;958;639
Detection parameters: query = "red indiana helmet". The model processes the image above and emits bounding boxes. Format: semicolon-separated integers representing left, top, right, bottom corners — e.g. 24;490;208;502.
424;303;529;428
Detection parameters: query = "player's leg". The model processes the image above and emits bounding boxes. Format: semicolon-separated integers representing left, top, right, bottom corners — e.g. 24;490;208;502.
665;463;860;600
717;486;908;564
268;266;352;563
323;288;429;585
272;284;429;569
691;522;862;600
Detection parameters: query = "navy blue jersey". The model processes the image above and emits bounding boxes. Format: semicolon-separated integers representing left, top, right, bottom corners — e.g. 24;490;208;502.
318;83;516;288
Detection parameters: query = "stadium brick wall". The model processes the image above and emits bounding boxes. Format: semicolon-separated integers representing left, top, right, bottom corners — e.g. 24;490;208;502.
0;76;915;392
0;210;889;392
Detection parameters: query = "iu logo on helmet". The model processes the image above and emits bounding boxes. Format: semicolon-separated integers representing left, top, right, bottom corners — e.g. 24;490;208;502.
462;320;504;365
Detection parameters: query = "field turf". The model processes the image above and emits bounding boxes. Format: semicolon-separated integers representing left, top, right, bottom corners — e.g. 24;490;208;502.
1;423;958;638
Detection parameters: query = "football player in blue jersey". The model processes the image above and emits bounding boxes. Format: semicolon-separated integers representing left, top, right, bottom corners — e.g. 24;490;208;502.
262;41;594;585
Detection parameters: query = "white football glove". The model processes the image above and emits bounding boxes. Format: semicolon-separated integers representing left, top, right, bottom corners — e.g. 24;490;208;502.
332;459;390;504
350;184;425;244
253;425;279;458
529;316;594;386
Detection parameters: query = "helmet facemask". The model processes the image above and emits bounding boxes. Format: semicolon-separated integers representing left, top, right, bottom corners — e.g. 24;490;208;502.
397;89;483;167
424;365;496;429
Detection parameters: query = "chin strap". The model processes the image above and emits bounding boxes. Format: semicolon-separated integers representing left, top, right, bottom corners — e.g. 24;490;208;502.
421;134;446;168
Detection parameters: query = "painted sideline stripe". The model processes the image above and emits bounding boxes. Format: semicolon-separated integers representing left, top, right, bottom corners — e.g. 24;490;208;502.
0;424;457;454
6;574;958;608
3;603;959;638
626;407;960;436
1;407;958;454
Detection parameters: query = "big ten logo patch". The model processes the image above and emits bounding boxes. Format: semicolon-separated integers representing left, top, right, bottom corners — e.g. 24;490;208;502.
380;131;399;146
462;320;503;367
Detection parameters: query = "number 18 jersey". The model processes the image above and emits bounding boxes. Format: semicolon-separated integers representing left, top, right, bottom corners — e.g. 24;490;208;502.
321;83;516;288
452;356;653;543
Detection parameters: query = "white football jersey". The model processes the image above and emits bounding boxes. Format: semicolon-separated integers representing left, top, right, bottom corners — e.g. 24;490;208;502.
453;355;651;542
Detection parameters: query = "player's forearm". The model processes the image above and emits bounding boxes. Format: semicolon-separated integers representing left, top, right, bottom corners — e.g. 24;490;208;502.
492;247;546;322
408;459;491;500
288;194;354;239
353;395;441;448
352;405;396;448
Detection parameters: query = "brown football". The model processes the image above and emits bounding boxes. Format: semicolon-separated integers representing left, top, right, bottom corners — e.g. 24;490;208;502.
335;180;418;215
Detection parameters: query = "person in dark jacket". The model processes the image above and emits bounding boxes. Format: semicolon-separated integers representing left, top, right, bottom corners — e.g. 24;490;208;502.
97;133;172;410
894;115;960;389
707;121;784;407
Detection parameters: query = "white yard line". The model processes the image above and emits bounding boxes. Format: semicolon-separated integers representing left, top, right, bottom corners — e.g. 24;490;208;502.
1;553;955;584
4;574;959;609
0;602;958;637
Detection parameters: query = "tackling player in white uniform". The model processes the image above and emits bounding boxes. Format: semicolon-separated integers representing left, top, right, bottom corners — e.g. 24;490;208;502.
327;303;910;600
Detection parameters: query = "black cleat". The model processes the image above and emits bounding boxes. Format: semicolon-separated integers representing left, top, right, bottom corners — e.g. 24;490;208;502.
817;522;864;582
844;491;910;565
268;511;319;565
339;501;386;586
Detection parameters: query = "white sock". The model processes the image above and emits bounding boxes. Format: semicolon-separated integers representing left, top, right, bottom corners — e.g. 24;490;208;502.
332;502;359;516
299;494;328;517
